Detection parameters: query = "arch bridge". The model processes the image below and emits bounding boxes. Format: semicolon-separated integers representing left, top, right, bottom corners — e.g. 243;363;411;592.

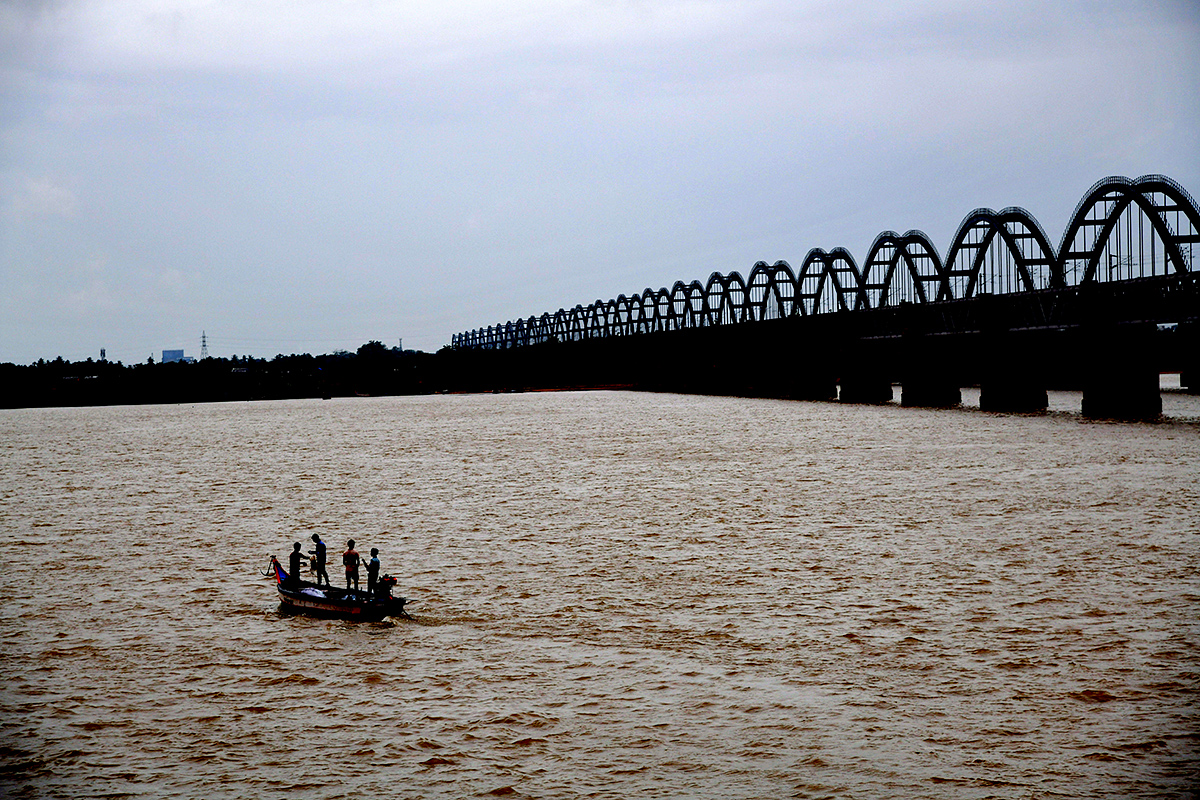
450;175;1200;418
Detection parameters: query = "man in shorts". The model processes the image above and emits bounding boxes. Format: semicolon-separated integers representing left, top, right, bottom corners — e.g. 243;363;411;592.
343;539;361;592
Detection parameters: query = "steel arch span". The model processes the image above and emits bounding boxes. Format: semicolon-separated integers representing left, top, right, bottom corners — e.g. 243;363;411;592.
861;230;943;308
746;261;798;322
941;207;1058;301
796;248;864;315
452;174;1200;350
1059;175;1200;285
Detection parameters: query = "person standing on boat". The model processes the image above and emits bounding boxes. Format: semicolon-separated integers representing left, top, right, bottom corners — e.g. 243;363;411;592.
287;542;305;588
364;548;381;597
343;539;361;592
309;533;330;587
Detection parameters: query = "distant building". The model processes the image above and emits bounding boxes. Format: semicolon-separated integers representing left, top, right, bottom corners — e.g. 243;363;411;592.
162;349;195;364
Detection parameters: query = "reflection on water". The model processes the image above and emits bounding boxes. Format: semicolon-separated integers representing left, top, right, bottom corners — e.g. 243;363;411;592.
1;390;1197;799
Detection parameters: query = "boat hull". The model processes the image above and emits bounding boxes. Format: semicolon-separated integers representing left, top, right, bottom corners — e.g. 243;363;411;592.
276;583;412;620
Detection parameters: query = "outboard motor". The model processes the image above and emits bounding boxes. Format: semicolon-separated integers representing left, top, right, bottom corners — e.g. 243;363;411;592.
378;574;398;600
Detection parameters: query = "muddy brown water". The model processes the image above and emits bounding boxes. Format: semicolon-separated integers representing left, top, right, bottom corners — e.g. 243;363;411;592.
1;388;1197;798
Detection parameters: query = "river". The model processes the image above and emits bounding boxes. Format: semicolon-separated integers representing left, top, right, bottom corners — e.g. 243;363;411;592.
1;387;1197;798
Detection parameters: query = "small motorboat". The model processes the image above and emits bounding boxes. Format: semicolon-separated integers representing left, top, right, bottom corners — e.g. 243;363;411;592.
267;556;413;620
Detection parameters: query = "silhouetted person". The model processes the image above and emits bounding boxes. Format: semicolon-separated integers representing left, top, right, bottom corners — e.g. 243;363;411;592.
343;539;360;592
287;542;304;588
308;533;330;587
365;548;381;598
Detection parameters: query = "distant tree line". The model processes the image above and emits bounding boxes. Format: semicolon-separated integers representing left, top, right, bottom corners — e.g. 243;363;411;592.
0;341;441;409
0;335;673;409
5;323;1196;410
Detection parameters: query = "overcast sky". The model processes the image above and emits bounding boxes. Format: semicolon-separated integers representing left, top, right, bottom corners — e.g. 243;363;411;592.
2;0;1198;363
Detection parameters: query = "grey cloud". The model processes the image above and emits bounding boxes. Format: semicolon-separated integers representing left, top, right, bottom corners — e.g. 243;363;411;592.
0;0;1197;362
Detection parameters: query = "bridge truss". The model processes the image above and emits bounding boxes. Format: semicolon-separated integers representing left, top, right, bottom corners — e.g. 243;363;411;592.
453;175;1200;350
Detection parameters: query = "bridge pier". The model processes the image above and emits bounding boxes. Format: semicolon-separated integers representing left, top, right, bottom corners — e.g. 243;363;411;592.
1082;368;1161;419
738;355;835;399
980;378;1049;412
1179;322;1199;394
781;371;839;402
1080;323;1162;419
645;321;840;401
838;371;894;404
978;331;1049;413
838;342;895;403
899;332;961;408
735;318;838;401
900;375;962;408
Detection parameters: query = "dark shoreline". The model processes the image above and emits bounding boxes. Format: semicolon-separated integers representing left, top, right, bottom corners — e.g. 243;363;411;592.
0;344;440;409
4;327;1196;410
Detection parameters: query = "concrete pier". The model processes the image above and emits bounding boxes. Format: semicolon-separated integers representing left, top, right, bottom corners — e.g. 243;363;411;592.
900;378;962;408
1080;323;1162;419
978;332;1048;413
838;371;894;404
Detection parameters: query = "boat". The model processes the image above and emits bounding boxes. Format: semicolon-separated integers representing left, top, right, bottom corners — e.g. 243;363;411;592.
267;556;414;620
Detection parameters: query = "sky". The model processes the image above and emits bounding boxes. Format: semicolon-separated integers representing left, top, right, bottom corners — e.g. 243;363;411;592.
2;0;1198;364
